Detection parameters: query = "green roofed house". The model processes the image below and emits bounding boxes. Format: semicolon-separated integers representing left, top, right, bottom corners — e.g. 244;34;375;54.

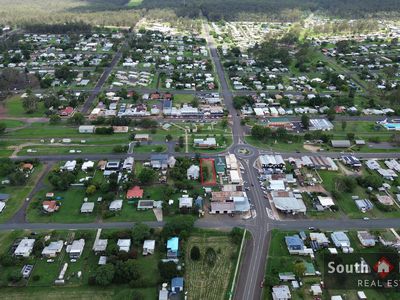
215;157;226;175
303;261;316;276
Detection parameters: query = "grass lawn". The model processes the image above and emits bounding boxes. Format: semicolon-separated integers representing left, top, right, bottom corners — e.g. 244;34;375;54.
1;119;25;128
18;144;123;156
245;136;305;152
5;96;47;118
319;170;400;219
185;233;239;300
0;164;44;223
0;229;157;300
265;229;400;300
173;94;195;105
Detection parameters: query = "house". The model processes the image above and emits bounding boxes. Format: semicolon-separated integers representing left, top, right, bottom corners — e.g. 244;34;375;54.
331;231;351;249
215;157;226;174
187;165;200;180
127;186;144;199
14;238;35;257
79;125;95;133
210;202;235;214
285;235;305;254
143;240;155;255
0;194;10;201
42;241;63;257
137;200;155;210
80;202;95;213
194;137;217;149
357;231;376;247
67;239;85;259
109;199;123;211
167;237;179;259
171;277;184;293
122;157;134;171
60;106;74;116
0;202;5;213
317;196;335;209
331;140;351;148
272;285;291;300
309;119;334;131
134;134;150;141
21;163;34;172
117;239;131;252
42;200;59;213
93;239;108;254
310;284;323;296
81;161;94;171
150;154;173;169
62;160;76;171
179;195;193;208
310;232;330;248
271;191;306;214
159;289;169;300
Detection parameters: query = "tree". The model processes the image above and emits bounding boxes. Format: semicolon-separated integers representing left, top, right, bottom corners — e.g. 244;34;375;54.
131;223;151;245
326;108;336;121
158;261;178;281
138;168;157;185
86;185;97;195
0;123;6;134
95;264;115;286
293;262;306;278
49;115;61;125
113;260;140;284
230;227;243;245
69;112;85;125
190;246;201;261
162;216;195;239
301;114;310;129
166;134;173;142
347;132;355;141
221;117;228;129
22;94;38;114
205;247;217;267
341;121;347;131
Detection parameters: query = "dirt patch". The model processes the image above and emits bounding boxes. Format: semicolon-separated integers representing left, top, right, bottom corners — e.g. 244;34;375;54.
298;184;328;194
303;144;321;152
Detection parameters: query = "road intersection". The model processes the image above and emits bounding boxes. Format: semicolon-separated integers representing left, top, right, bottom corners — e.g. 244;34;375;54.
3;22;400;300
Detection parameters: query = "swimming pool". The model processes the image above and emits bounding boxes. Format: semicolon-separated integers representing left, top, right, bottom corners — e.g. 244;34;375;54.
383;123;400;130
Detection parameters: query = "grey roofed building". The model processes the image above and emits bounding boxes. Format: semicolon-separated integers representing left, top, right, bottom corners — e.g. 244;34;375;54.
309;118;334;131
233;196;251;212
109;199;123;211
331;140;351;148
80;202;94;213
93;239;108;253
270;191;306;214
272;285;291;300
0;194;10;201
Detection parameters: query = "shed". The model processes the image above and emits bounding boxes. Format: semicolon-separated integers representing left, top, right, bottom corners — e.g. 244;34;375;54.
80;202;94;213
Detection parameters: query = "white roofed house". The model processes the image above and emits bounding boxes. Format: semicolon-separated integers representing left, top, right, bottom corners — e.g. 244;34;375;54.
143;240;156;256
81;161;94;171
122;157;134;172
272;285;291;300
62;160;76;171
187;165;200;180
179;195;193;209
109;199;123;211
42;240;63;258
357;231;376;247
66;239;85;259
14;238;35;257
193;137;217;149
117;239;131;252
331;231;351;249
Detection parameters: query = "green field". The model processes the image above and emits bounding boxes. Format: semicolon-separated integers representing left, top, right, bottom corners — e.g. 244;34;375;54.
265;229;399;300
127;0;143;7
185;233;238;300
0;229;157;300
0;164;44;223
0;119;25;128
5;96;47;118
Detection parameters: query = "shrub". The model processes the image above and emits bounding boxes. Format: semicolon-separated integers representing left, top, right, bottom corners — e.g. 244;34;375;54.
190;246;201;261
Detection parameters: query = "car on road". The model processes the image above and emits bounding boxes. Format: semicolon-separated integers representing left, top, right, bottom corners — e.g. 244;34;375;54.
363;217;370;220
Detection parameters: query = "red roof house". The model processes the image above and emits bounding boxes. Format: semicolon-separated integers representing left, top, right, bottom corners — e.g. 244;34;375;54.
126;186;144;199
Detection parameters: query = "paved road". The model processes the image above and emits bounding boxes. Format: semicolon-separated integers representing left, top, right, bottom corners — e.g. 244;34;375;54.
80;47;124;114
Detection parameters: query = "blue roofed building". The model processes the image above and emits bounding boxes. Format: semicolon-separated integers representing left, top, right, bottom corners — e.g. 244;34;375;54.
171;277;184;293
285;235;305;254
167;237;179;259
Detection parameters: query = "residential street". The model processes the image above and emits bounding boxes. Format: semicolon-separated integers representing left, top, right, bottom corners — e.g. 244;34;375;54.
3;21;400;300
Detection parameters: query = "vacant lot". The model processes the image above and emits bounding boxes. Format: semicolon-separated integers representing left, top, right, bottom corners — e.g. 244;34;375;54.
185;234;238;300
